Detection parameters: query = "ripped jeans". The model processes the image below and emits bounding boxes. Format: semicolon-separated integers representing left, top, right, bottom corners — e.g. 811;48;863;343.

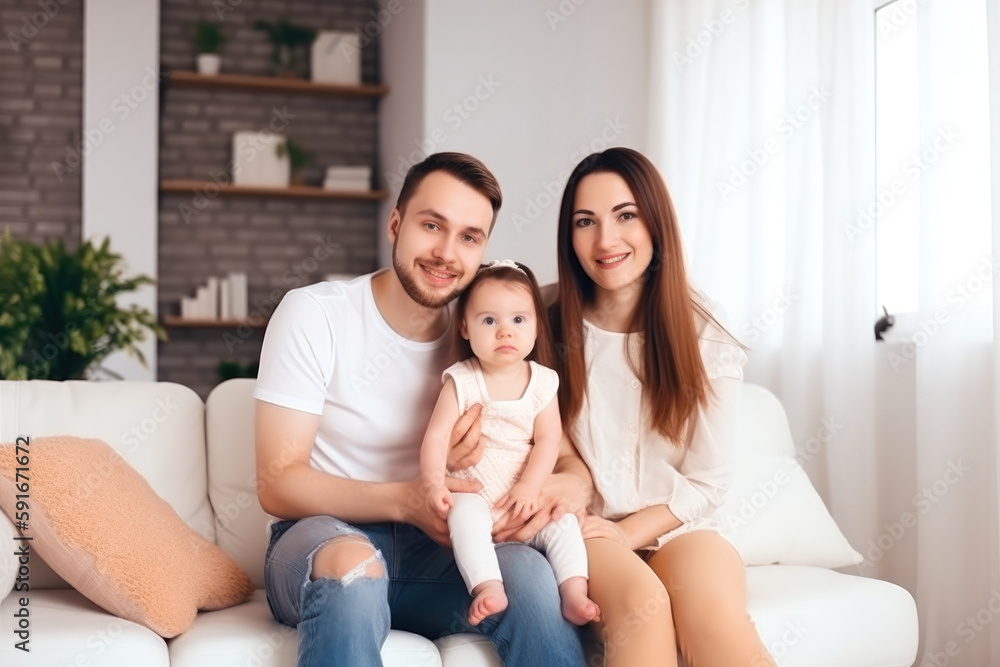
264;516;586;667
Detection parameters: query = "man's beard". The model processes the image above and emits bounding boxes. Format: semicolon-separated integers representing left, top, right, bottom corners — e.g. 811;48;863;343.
392;242;463;309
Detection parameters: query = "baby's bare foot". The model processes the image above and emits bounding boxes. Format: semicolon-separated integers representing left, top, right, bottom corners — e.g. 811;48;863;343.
559;576;601;625
469;579;508;626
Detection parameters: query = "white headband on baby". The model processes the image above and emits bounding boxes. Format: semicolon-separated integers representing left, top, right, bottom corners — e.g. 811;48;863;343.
481;259;526;275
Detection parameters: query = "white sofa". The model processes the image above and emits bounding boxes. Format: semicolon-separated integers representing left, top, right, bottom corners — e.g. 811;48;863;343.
0;379;918;666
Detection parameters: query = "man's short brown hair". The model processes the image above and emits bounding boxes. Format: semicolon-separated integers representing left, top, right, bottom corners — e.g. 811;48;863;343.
395;152;502;232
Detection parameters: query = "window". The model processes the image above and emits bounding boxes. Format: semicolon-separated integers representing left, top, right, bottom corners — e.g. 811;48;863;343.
874;0;991;317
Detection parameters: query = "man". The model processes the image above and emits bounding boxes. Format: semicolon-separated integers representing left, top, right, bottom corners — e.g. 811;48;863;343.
254;152;588;666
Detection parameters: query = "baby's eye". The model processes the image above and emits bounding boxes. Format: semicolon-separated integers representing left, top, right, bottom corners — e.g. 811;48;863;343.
513;316;524;324
483;317;496;325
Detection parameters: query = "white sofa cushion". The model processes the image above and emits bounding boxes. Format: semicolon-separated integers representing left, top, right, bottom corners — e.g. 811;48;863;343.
0;381;214;589
746;565;918;667
205;379;271;588
0;590;169;666
435;634;503;667
169;590;444;667
719;385;864;568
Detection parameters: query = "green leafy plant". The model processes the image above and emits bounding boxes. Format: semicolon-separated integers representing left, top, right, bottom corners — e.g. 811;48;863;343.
194;20;225;54
0;230;167;380
277;138;313;183
253;18;316;75
217;360;259;381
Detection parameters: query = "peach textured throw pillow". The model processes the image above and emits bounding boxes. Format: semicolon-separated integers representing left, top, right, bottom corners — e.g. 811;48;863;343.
0;436;254;637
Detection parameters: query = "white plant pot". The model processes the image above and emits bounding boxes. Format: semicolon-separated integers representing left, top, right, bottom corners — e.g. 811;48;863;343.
197;53;221;76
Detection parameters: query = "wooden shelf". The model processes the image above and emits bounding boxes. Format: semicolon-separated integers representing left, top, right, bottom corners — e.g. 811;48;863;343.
159;180;388;201
168;71;389;98
162;316;268;328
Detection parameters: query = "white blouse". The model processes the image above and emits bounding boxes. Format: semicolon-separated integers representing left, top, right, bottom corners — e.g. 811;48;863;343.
569;307;748;547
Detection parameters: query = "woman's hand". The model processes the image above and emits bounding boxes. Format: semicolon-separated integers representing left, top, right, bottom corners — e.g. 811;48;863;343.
492;471;589;542
580;514;630;547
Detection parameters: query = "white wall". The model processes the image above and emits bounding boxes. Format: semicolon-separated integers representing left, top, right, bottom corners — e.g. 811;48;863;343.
378;0;427;264
380;0;650;284
83;0;160;380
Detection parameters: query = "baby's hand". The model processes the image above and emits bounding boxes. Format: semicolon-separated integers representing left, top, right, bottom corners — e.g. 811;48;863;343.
496;482;539;521
427;485;453;520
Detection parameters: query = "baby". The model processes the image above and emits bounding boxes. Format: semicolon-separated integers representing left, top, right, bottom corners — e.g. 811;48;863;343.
420;260;600;626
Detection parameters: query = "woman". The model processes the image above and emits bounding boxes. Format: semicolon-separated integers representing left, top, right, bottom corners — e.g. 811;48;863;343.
553;147;776;666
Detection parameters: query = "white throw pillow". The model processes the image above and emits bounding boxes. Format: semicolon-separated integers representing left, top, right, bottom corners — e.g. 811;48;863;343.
721;384;863;569
718;453;863;568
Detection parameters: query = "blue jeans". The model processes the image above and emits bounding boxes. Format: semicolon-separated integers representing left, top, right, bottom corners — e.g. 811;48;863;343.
265;516;586;667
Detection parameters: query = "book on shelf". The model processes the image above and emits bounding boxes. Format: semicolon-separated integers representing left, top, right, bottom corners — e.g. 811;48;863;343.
195;286;210;318
323;165;371;191
323;179;370;191
206;276;219;319
178;271;248;321
219;276;232;319
230;272;248;319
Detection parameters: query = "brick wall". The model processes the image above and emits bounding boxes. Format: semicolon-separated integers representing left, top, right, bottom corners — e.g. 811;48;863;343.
157;0;384;398
0;0;83;247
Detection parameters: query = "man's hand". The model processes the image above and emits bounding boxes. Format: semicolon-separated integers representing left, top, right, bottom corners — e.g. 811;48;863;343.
427;484;454;520
399;476;482;547
446;403;485;472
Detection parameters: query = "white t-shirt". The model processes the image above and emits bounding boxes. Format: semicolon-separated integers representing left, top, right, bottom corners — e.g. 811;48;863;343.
254;271;451;482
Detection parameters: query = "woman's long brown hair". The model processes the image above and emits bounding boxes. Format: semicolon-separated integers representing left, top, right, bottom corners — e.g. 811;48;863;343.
555;147;727;445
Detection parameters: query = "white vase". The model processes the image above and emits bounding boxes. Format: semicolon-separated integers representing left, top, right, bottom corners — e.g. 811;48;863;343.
231;132;290;187
311;31;361;84
197;53;221;75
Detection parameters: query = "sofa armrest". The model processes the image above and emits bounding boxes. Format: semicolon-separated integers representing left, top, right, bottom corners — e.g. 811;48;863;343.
0;510;18;602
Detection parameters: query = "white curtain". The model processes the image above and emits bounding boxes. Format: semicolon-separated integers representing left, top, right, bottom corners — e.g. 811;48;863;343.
648;0;1000;664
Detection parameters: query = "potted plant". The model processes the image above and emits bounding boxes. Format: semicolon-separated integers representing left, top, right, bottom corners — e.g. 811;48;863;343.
0;230;166;380
277;138;313;185
253;18;316;77
217;360;259;381
194;20;225;75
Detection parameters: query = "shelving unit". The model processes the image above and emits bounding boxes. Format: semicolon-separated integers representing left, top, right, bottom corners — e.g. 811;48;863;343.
156;57;385;398
162;316;268;328
159;179;388;200
168;70;389;98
